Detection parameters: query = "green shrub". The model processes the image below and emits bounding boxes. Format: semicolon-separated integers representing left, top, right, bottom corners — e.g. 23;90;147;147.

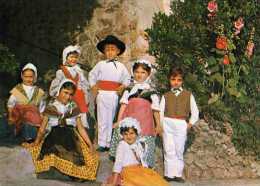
147;0;260;156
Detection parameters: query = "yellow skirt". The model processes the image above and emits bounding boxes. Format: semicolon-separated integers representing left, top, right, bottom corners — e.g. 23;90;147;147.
25;131;99;180
121;165;169;186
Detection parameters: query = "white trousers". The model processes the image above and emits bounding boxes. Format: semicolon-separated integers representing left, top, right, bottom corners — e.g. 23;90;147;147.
96;91;118;147
162;117;187;178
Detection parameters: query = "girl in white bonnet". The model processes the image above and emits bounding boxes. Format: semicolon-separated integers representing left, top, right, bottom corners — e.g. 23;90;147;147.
104;117;169;186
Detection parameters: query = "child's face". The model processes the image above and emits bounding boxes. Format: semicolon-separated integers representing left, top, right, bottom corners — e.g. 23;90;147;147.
57;88;74;104
170;74;183;88
66;53;79;66
133;66;150;83
104;44;120;60
122;128;137;145
21;69;35;86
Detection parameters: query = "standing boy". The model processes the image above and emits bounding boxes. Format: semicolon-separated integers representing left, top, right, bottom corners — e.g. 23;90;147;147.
160;67;199;182
89;35;130;152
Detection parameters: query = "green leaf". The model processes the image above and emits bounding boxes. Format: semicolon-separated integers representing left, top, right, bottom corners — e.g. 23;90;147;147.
229;53;236;63
209;73;224;83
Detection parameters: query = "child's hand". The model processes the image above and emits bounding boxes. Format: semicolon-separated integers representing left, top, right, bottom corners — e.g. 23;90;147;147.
116;85;125;96
91;85;99;99
113;122;119;129
187;123;193;130
22;142;37;148
8;117;15;125
155;125;163;136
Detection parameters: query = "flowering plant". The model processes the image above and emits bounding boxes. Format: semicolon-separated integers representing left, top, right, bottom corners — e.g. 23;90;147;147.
147;0;260;155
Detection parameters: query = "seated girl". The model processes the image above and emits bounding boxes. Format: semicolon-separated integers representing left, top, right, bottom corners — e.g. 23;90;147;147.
104;117;169;186
7;63;45;142
24;79;99;181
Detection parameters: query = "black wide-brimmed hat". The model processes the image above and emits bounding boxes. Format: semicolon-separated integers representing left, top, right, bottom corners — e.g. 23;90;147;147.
96;35;126;56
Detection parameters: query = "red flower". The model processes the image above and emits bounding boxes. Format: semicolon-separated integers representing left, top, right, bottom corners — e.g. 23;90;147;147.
216;36;228;50
223;55;230;65
207;1;218;13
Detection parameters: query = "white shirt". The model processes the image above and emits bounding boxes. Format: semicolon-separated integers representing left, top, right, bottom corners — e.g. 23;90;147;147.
113;141;142;173
7;84;45;113
47;100;79;128
120;89;160;111
88;60;130;87
160;87;199;125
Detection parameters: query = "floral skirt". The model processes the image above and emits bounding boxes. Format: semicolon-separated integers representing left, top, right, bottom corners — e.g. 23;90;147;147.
109;127;156;167
25;126;99;180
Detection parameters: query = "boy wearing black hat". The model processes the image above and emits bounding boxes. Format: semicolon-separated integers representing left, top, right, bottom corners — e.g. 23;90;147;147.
89;35;130;152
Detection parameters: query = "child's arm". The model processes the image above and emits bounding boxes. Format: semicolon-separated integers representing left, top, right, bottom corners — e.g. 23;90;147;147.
110;172;120;186
76;116;94;153
113;104;127;128
7;95;16;124
153;111;163;136
49;70;64;97
25;115;48;147
151;94;163;136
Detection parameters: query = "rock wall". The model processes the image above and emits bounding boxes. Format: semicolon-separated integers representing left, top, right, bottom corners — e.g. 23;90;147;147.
184;120;260;180
77;0;171;69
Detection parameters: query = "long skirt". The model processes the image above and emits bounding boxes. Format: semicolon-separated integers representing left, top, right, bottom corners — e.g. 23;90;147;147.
26;126;99;180
106;165;169;186
109;127;156;167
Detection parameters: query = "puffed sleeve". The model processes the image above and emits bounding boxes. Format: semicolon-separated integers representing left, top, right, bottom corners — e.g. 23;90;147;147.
49;70;64;97
150;94;160;111
7;95;17;108
121;65;131;86
119;90;130;104
88;62;101;87
113;142;125;173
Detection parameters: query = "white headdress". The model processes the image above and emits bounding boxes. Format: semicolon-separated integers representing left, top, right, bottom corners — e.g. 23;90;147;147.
21;63;38;83
62;45;81;65
55;79;75;97
119;117;141;136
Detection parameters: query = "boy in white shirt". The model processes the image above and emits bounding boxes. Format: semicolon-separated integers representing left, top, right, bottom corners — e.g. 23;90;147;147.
89;35;130;152
160;67;199;183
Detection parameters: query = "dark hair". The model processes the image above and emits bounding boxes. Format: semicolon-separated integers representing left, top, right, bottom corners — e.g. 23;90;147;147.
169;67;184;78
120;126;138;135
66;51;79;59
132;63;151;74
60;81;76;94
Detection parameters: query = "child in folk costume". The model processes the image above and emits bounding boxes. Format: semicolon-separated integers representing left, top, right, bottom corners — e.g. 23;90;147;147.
109;59;162;168
24;80;98;181
89;35;130;152
49;45;89;128
7;63;45;142
160;67;199;183
103;117;169;186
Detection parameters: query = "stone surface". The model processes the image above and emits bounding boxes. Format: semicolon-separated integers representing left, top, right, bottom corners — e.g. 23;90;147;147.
183;120;260;180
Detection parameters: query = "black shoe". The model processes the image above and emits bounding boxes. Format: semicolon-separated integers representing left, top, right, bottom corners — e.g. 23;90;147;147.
108;155;115;162
25;138;35;143
172;177;185;183
96;146;107;152
104;147;110;151
163;176;175;182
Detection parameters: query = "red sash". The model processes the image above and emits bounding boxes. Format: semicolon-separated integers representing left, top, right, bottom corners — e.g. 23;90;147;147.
60;65;88;113
97;80;122;91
